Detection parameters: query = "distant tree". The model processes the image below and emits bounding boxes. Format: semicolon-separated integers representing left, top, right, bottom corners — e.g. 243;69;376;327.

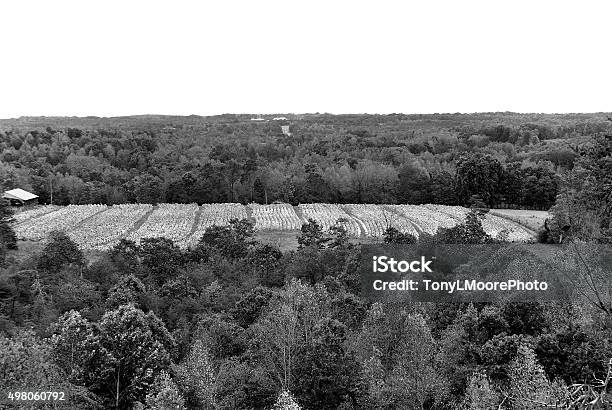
397;162;431;204
434;209;492;244
502;162;525;206
302;164;332;203
328;220;350;249
456;153;504;207
126;174;165;204
253;177;266;203
383;226;417;244
352;160;398;203
297;218;326;249
429;171;457;205
521;167;558;209
468;194;488;210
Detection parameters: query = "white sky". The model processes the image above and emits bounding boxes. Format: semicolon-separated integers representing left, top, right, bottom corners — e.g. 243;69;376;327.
1;0;611;118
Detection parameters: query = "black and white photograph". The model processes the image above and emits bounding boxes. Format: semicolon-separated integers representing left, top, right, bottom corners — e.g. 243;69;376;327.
1;1;611;409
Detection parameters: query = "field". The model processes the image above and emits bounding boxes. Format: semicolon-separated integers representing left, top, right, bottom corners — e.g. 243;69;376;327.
488;209;551;232
11;203;546;250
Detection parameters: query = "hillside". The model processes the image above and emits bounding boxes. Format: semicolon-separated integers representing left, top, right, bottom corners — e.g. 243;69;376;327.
12;203;546;251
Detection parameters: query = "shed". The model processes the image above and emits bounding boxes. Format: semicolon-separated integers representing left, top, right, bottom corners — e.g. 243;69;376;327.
2;188;39;206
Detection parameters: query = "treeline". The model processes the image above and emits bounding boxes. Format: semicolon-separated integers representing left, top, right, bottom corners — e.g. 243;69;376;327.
1;113;605;209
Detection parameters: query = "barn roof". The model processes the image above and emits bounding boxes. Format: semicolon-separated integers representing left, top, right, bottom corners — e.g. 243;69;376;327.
3;188;39;201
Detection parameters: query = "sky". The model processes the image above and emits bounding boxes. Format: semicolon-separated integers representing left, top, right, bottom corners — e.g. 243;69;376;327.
1;0;611;118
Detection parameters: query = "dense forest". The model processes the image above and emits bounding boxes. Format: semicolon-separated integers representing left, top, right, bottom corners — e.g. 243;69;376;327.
2;113;609;210
0;114;611;409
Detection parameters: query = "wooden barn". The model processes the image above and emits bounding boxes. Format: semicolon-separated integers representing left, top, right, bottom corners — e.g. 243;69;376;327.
2;188;39;207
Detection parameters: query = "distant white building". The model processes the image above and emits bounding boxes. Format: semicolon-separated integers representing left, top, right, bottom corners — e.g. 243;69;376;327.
281;125;291;136
3;188;39;206
273;117;288;121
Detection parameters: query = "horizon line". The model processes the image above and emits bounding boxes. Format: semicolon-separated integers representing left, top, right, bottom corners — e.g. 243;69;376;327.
2;111;612;121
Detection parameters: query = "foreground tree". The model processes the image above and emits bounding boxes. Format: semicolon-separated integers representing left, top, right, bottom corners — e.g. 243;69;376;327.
383;313;440;408
0;200;16;250
506;344;568;409
292;317;358;408
52;305;175;409
140;371;186;410
37;230;84;274
198;218;255;259
2;329;99;408
105;274;147;309
252;280;329;391
352;304;444;408
462;371;500;410
173;339;216;409
97;304;175;408
272;390;302;410
138;237;183;286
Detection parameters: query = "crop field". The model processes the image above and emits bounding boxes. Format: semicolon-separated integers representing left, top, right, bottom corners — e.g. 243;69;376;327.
488;209;551;232
11;203;543;250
